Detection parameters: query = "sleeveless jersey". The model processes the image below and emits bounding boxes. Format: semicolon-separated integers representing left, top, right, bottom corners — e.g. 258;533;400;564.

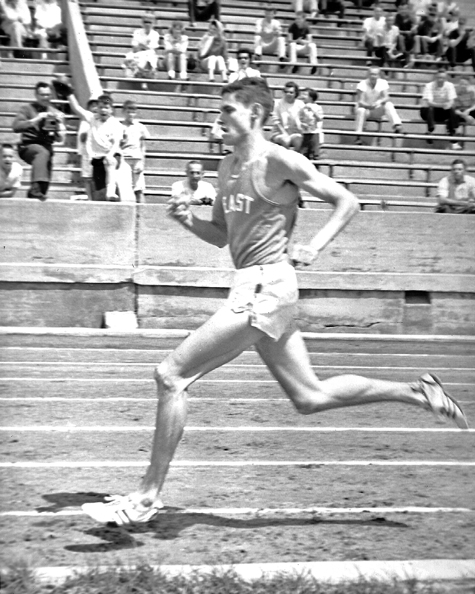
213;145;300;269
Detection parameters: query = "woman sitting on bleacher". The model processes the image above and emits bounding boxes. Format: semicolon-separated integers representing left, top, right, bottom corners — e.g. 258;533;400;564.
0;0;32;51
123;14;160;79
164;19;189;80
198;19;228;82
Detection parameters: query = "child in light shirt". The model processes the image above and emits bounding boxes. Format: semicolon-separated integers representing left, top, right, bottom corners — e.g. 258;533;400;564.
298;87;324;159
68;92;125;201
120;100;150;203
76;98;98;200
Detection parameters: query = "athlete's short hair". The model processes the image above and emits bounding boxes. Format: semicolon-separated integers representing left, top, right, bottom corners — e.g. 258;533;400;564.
221;77;274;124
451;158;466;168
86;99;98;110
1;143;14;152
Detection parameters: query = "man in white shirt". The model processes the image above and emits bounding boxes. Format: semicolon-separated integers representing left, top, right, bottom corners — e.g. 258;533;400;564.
362;5;386;65
436;158;475;213
171;160;216;206
228;48;261;83
420;69;458;146
254;5;286;64
0;144;23;198
123;14;160;78
354;67;403;144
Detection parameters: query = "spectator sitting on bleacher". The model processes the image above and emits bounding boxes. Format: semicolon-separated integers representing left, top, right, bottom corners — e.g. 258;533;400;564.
66;89;126;201
298;87;324;159
292;0;318;20
288;11;318;74
436;0;459;18
318;0;345;23
164;20;189;81
454;76;475;131
171;160;216;206
362;5;387;66
0;0;32;52
0;143;23;198
77;98;98;201
228;47;261;82
395;2;417;66
188;0;220;28
123;14;160;80
413;3;444;61
440;6;459;36
271;81;305;150
120;100;150;203
445;17;475;74
254;4;286;67
420;69;458;147
12;81;65;200
32;0;65;56
354;67;403;144
380;14;404;67
435;158;475;213
198;19;228;82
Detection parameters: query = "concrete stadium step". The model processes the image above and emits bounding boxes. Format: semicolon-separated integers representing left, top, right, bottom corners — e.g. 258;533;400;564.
0;58;69;75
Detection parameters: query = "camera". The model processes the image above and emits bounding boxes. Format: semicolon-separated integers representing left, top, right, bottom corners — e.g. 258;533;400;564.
42;114;58;132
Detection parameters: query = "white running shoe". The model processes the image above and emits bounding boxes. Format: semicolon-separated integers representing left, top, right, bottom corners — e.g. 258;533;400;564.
82;495;164;526
413;373;469;429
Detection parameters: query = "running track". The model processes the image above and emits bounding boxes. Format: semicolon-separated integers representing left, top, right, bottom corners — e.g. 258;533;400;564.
1;329;475;581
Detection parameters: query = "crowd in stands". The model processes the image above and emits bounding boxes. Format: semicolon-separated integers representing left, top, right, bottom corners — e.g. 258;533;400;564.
0;0;66;57
2;0;475;209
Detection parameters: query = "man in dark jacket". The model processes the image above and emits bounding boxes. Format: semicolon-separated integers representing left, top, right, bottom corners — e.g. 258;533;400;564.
12;81;65;200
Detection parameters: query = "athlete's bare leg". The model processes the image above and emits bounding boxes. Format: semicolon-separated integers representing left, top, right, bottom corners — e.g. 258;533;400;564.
132;307;265;506
255;328;424;414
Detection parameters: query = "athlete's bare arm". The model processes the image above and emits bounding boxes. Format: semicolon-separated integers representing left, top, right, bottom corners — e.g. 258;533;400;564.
269;150;360;265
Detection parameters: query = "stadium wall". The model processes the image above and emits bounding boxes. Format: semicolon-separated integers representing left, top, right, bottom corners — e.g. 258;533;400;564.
1;201;474;333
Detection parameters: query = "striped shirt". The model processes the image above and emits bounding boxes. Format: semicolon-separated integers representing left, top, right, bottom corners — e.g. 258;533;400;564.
422;81;456;107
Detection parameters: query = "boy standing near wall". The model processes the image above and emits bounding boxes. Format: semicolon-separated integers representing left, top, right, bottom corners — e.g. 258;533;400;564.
120;100;150;203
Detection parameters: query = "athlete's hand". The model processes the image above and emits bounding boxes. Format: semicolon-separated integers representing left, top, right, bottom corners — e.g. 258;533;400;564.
291;243;319;267
167;196;193;227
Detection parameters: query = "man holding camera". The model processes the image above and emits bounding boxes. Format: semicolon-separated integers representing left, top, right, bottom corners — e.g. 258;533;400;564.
12;81;65;201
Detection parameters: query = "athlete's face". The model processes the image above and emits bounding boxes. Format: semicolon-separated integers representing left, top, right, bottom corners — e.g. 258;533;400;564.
218;92;254;145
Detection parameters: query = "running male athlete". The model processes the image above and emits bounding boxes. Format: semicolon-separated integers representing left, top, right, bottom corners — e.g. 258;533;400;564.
82;77;468;526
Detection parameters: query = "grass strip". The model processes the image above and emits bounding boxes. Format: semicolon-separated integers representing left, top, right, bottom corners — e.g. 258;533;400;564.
1;564;474;594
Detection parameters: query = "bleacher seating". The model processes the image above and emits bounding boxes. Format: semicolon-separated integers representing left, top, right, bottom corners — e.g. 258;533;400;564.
1;0;474;205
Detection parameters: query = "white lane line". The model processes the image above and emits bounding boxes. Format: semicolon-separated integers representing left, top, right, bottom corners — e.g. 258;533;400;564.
0;361;473;371
1;460;474;468
1;426;474;433
0;378;277;383
0;397;285;402
1;397;473;404
1;506;473;518
2;362;474;371
0;378;472;387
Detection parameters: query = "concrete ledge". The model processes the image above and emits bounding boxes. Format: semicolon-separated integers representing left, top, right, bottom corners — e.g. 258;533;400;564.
19;559;475;586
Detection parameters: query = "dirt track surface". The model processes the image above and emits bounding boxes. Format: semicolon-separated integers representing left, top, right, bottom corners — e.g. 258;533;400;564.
1;332;474;568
